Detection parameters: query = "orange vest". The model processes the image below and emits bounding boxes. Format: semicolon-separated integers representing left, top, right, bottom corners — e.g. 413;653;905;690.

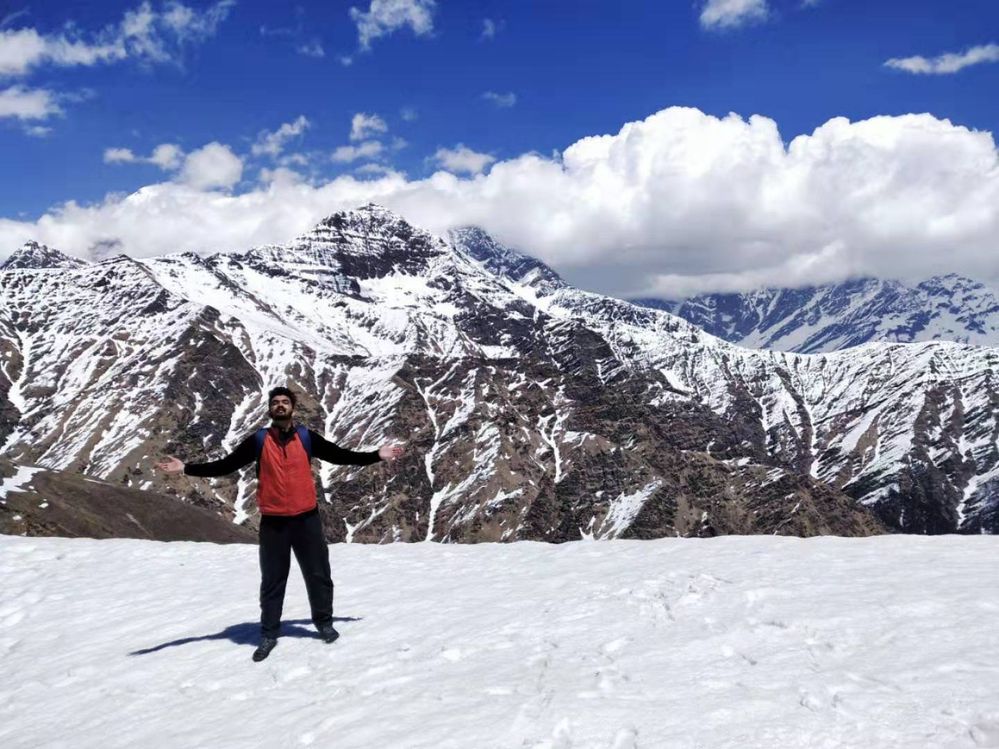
257;429;317;516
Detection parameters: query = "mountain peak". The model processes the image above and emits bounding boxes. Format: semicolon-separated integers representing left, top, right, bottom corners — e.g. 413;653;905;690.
309;203;409;234
448;226;565;291
0;241;90;271
245;203;448;278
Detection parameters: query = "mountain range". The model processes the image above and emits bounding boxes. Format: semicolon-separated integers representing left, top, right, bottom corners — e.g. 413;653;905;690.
1;204;996;542
633;275;999;353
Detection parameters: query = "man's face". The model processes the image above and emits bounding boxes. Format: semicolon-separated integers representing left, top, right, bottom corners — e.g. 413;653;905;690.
269;395;294;420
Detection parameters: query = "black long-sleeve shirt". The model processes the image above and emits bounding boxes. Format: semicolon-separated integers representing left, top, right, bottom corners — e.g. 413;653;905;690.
184;426;381;478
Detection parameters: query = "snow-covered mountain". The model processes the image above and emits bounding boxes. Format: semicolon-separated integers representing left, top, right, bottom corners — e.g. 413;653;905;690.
0;240;90;271
633;275;999;353
1;204;997;540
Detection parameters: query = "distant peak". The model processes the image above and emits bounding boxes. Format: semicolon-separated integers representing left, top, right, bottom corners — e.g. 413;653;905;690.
314;203;406;229
448;225;566;290
0;241;90;271
97;253;137;265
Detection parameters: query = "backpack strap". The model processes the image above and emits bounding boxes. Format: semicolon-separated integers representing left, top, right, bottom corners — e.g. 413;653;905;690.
254;427;269;459
296;425;313;460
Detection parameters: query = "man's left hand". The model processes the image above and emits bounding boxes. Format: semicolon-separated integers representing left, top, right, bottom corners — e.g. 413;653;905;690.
379;444;404;462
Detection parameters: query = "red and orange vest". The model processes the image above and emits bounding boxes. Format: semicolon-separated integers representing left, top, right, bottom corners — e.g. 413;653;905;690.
257;427;316;516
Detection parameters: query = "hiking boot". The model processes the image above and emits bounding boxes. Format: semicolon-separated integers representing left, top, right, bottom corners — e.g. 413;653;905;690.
252;637;278;662
317;622;340;644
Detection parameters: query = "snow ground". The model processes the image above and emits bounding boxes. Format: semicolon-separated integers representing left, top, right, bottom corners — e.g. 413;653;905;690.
1;534;998;749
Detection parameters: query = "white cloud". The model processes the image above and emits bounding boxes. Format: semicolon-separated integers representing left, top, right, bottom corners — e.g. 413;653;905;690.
297;40;325;58
349;0;436;50
0;85;60;119
259;166;305;186
104;147;138;164
0;29;52;77
252;116;311;157
149;142;184;169
5;108;999;299
350;112;388;141
432;144;495;175
0;1;235;78
482;91;516;108
280;152;310;167
699;0;769;30
330;114;391;165
331;140;384;163
885;43;999;75
178;142;242;190
0;9;31;29
355;163;399;177
25;124;53;137
481;19;505;40
400;106;418;122
104;142;183;169
259;8;325;59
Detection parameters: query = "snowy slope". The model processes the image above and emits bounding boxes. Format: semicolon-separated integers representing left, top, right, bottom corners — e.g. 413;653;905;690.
1;205;998;539
633;274;999;353
460;239;999;535
2;533;998;748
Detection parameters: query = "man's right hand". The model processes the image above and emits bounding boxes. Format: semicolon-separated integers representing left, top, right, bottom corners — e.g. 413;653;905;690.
155;456;185;474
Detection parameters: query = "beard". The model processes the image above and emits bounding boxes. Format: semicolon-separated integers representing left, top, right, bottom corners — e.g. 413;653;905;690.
270;407;292;420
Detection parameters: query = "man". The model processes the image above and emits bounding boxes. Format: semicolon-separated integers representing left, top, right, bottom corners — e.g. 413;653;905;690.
155;386;403;662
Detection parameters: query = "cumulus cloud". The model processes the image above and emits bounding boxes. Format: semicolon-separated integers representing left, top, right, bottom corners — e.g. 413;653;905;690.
0;85;60;119
348;0;436;51
355;163;399;177
4;107;999;299
252;116;311;157
178;142;242;190
150;142;184;169
331;140;384;163
432;144;495;175
0;1;235;78
400;106;418;122
104;147;137;163
699;0;769;30
350;112;388;141
104;142;184;169
258;166;305;186
885;43;999;75
482;91;516;108
329;113;391;166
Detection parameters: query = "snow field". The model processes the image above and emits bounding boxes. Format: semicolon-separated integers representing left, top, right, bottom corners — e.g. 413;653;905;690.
1;534;998;748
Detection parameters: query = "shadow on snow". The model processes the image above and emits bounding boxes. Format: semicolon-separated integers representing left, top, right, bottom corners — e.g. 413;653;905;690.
128;616;363;655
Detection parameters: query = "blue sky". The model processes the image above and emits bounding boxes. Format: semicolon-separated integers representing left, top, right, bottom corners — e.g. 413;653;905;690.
1;0;997;296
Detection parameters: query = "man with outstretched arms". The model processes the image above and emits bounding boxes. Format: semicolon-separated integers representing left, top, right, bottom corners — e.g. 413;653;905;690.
155;386;404;662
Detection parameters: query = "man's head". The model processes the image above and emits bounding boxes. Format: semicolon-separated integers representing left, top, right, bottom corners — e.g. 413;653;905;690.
268;386;296;421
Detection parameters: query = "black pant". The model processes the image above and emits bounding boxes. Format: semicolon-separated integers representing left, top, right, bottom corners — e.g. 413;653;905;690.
258;506;333;638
